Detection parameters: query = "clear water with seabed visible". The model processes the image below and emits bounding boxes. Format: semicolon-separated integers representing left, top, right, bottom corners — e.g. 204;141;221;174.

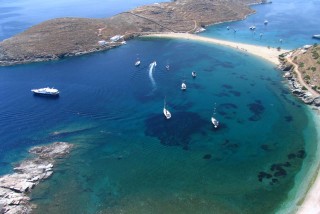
0;0;319;213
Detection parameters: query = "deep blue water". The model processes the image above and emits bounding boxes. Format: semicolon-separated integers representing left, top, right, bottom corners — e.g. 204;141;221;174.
0;0;319;213
201;0;320;49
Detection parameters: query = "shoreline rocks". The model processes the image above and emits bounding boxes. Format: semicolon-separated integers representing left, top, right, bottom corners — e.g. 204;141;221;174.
0;142;73;214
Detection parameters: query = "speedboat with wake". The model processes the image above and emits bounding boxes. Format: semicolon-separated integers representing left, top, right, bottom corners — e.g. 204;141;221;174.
31;87;59;96
135;60;141;66
163;98;171;119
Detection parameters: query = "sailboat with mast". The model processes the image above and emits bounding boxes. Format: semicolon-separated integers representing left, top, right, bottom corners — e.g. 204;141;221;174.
163;97;171;119
211;103;219;128
181;80;187;90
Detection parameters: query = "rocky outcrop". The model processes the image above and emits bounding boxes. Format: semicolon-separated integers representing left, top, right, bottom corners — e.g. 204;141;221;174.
0;0;262;66
0;142;73;214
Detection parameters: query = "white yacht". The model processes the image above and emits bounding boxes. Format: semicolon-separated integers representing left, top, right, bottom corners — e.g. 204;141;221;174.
163;98;171;119
31;87;59;96
313;34;320;39
181;81;187;90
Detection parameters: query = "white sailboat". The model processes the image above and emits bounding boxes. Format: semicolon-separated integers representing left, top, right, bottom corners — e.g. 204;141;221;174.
163;98;171;119
211;104;219;128
181;81;187;90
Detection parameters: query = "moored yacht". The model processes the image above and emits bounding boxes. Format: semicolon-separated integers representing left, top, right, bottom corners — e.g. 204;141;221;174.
181;81;187;90
211;104;219;128
31;87;59;96
264;20;268;25
211;116;219;128
163;98;171;119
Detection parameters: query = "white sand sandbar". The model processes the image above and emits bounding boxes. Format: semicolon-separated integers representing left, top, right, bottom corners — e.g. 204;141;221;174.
143;33;289;65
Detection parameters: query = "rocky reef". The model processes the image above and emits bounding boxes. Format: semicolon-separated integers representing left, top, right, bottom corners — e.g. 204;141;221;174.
0;0;262;66
0;142;73;214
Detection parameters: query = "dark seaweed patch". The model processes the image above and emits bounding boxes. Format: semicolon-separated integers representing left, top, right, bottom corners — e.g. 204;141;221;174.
296;150;306;159
247;100;265;122
261;144;271;151
145;111;206;148
288;153;296;159
258;171;272;182
203;154;212;160
222;84;233;89
214;92;230;97
218;103;238;120
220;61;235;68
284;116;293;122
229;90;241;97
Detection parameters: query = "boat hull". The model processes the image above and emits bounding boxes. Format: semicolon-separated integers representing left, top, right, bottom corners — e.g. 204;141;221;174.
163;108;171;119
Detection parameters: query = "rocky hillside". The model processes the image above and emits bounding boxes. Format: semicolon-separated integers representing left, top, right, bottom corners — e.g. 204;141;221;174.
291;44;320;92
0;0;261;66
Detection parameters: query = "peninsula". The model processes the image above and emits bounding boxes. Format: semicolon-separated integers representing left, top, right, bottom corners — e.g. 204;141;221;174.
0;0;262;66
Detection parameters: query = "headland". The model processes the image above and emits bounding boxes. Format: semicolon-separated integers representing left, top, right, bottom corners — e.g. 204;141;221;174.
0;0;262;66
0;142;73;214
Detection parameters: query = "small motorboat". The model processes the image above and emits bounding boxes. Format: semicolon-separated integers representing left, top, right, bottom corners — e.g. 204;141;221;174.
31;87;59;96
166;65;170;70
163;98;171;119
264;20;268;25
192;71;197;78
181;81;187;91
135;60;141;66
227;26;230;30
249;25;256;30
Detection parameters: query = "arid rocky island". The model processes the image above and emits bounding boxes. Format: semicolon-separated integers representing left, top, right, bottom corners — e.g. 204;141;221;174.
0;0;262;66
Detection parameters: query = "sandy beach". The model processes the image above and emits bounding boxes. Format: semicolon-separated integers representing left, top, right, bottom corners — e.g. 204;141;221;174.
143;33;289;65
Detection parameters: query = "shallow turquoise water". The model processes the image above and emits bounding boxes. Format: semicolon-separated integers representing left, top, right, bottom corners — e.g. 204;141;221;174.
201;0;320;49
0;0;319;213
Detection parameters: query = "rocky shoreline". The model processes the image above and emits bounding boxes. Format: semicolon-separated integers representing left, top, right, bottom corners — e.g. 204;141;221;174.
0;0;262;66
0;142;73;214
279;52;320;107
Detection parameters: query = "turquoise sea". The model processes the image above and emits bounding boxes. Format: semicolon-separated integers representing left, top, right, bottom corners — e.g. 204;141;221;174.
0;0;319;213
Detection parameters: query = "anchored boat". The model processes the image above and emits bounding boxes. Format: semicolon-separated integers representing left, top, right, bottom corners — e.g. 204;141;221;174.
31;87;59;96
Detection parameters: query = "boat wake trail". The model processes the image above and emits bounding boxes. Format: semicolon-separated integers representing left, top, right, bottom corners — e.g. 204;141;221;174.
149;61;157;89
